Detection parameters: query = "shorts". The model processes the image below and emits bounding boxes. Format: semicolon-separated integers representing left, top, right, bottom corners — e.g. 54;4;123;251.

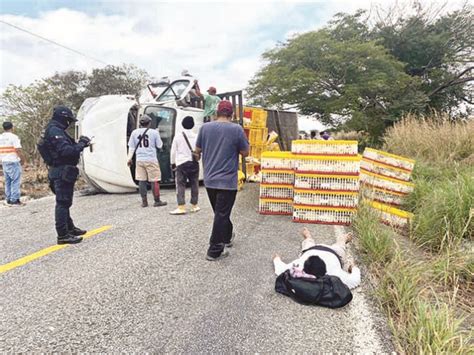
135;161;161;182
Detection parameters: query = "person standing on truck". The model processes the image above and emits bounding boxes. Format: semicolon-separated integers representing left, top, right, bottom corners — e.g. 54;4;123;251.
127;114;167;208
0;121;24;206
197;86;221;122
195;100;250;261
169;116;200;215
40;106;91;244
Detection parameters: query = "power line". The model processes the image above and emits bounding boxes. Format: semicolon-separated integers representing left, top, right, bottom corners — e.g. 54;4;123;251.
0;19;109;65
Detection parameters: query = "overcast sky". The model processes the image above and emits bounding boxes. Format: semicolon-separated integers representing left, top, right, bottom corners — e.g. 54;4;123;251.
0;0;468;94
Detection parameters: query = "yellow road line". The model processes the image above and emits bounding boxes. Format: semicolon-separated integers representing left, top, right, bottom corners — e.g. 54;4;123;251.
0;225;112;274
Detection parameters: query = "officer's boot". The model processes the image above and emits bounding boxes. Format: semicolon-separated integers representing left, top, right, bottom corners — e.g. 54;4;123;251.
139;181;148;207
57;232;83;245
70;226;87;236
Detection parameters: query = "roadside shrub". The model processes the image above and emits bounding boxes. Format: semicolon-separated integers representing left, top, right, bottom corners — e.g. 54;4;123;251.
383;114;474;166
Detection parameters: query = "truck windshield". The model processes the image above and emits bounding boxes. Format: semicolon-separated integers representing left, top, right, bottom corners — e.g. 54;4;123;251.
156;80;190;102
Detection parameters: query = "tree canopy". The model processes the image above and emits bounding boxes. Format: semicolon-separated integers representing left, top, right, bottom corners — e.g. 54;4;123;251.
0;64;149;163
247;3;473;142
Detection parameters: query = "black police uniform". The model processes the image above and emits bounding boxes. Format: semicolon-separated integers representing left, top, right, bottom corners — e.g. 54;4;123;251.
44;106;89;244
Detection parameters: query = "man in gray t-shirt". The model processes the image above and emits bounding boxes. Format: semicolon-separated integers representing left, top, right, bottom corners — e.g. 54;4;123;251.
195;100;249;261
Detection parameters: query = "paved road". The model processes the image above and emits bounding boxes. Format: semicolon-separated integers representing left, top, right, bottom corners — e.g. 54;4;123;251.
0;184;394;353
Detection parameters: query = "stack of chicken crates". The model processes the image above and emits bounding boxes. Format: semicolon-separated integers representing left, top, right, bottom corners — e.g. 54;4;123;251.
258;152;294;216
245;107;268;161
360;148;415;227
291;140;360;225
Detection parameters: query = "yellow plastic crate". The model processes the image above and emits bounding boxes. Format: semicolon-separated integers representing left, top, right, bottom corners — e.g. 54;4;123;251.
361;170;415;195
363;148;415;172
295;155;361;175
361;159;412;182
250;109;267;128
292;140;358;156
260;184;294;199
367;200;413;227
261;169;295;185
293;190;359;208
260;151;295;170
293;205;356;225
250;144;265;159
259;198;293;215
249;128;268;145
361;185;405;206
294;173;360;191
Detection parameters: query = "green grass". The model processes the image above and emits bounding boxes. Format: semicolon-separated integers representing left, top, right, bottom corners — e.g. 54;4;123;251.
353;204;395;265
405;164;474;252
353;206;472;354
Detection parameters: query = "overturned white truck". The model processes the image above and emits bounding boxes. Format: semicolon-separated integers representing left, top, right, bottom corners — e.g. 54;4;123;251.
76;77;243;193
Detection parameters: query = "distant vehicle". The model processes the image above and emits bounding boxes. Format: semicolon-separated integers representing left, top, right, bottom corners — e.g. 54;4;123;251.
76;76;243;193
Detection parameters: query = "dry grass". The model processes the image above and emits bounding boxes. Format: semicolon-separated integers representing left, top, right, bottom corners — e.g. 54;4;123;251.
383;113;474;165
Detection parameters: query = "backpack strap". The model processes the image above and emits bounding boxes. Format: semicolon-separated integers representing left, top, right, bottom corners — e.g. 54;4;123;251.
182;131;193;153
133;128;150;157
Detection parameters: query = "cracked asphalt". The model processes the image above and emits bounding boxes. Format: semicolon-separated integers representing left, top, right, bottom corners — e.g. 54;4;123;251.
0;184;394;352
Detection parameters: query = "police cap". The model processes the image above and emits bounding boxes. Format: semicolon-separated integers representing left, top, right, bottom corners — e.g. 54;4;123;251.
53;106;77;122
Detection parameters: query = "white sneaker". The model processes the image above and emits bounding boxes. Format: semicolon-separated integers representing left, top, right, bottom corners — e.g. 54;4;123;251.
190;205;201;213
170;207;187;215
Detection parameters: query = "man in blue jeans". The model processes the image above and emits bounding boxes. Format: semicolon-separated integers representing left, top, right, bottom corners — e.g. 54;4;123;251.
0;121;24;206
195;100;249;261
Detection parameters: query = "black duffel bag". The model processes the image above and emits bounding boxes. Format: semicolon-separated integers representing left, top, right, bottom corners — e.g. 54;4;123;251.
275;270;353;308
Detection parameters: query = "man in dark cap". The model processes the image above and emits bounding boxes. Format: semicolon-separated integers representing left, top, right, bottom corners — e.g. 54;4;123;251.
195;100;249;261
127;114;167;208
170;115;200;215
41;105;91;244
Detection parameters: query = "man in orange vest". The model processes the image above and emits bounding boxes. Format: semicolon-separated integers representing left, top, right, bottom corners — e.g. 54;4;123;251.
0;121;24;206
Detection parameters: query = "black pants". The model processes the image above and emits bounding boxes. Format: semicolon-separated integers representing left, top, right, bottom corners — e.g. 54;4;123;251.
206;188;237;257
176;161;199;205
49;167;77;236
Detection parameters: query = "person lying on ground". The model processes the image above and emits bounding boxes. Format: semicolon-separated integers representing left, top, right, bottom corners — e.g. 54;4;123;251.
272;228;361;289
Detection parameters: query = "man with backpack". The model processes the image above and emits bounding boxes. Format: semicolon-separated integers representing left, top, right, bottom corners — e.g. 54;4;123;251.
127;114;167;208
38;106;91;244
169;116;200;215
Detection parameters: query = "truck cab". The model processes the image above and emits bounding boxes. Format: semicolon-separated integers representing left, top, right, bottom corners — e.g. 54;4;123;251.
76;77;205;193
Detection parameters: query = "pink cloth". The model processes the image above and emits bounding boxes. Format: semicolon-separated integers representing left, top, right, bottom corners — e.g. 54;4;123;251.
290;264;316;279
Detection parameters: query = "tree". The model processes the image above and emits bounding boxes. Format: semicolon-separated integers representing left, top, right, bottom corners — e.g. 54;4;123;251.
373;2;474;114
83;64;149;98
247;14;422;142
0;63;150;163
247;4;473;141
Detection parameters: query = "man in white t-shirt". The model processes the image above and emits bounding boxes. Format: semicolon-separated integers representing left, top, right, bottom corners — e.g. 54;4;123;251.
169;116;200;215
0;122;24;206
127;114;167;208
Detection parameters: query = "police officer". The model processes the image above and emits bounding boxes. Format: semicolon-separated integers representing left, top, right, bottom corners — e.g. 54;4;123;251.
45;105;91;244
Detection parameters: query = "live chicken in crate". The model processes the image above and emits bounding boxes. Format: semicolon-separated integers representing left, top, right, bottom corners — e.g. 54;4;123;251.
294;173;360;192
259;198;293;215
293;206;356;225
363;148;415;172
261;169;294;185
295;155;361;175
293;190;359;208
260;151;295;171
292;140;358;156
260;184;294;200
